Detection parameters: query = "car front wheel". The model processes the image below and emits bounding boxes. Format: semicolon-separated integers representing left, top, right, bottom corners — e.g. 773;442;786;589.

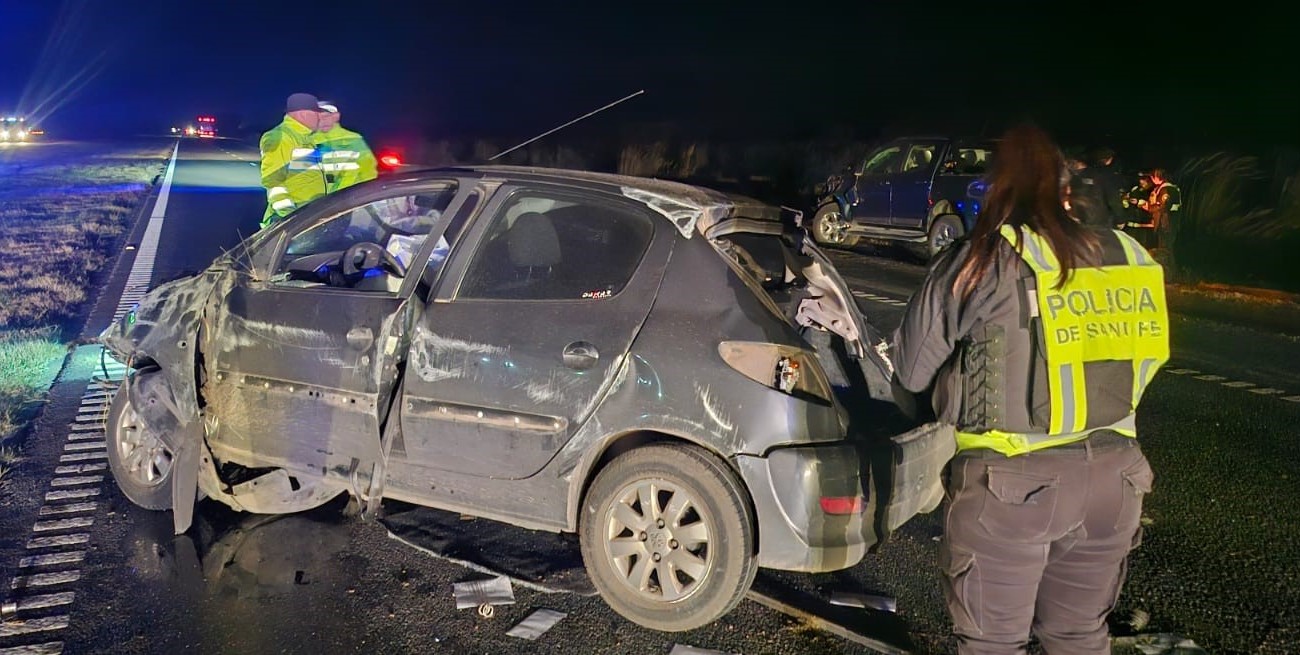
579;443;757;632
106;370;175;511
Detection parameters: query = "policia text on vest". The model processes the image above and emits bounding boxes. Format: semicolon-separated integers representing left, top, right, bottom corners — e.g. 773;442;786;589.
1042;286;1164;345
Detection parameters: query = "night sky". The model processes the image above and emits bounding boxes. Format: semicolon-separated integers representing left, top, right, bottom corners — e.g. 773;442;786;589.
2;0;1297;151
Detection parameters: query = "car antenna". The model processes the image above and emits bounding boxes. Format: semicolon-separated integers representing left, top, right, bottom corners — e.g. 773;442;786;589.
488;89;645;162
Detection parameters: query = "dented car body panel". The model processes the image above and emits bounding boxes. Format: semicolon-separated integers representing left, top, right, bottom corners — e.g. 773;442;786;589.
101;165;942;572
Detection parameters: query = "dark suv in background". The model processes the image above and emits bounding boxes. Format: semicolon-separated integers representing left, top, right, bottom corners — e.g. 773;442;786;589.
811;136;994;258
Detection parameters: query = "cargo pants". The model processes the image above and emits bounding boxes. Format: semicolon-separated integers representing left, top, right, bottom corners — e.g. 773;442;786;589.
939;435;1154;655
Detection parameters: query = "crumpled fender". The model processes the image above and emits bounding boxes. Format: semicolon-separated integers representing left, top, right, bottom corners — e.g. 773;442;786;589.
103;271;228;535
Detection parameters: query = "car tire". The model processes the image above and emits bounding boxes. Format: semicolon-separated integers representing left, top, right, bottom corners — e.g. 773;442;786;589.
811;203;860;248
579;443;758;632
106;370;175;511
927;214;964;259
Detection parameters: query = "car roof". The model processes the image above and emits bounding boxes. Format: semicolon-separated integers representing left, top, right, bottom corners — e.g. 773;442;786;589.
386;164;784;237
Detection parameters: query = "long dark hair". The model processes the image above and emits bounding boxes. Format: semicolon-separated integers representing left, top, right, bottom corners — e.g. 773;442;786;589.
955;124;1100;300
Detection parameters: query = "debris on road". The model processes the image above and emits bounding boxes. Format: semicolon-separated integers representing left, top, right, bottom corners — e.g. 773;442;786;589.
669;645;736;655
1113;633;1209;654
505;608;566;640
452;575;515;610
828;591;898;613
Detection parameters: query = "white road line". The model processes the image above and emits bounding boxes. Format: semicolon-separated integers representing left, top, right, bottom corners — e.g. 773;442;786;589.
1221;381;1255;388
0;616;69;638
38;502;97;516
26;535;89;550
1250;388;1286;395
18;552;85;569
10;572;79;590
57;453;107;463
1165;368;1199;375
1283;396;1300;403
63;442;105;452
0;643;65;655
48;474;103;486
53;463;105;474
1193;374;1227;381
32;518;93;532
14;592;76;611
43;489;100;501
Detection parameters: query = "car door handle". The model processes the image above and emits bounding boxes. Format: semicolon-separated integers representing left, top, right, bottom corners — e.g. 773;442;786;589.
347;327;374;350
562;341;599;370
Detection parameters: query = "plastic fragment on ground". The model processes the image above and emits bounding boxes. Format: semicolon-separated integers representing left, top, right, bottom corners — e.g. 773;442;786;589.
505;608;566;640
452;575;515;610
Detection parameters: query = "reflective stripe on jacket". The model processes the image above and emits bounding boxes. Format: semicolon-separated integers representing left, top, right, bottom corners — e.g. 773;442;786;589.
954;226;1170;456
312;125;377;193
259;116;326;228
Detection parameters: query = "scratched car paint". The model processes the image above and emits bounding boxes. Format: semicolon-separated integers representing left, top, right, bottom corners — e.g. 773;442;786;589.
100;166;952;632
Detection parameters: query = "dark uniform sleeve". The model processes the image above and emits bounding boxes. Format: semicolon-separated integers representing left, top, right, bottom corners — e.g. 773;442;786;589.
891;242;1000;394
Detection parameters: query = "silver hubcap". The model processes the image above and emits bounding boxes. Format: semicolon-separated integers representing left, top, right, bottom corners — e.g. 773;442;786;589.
933;222;958;250
818;210;847;244
603;479;713;603
114;395;174;487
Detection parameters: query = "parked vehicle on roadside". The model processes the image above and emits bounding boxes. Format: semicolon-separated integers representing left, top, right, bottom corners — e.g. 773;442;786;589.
811;136;994;258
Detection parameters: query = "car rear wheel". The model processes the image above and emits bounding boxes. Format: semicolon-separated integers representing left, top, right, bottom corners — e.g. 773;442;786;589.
107;370;175;511
811;203;860;248
927;214;964;259
579;443;757;632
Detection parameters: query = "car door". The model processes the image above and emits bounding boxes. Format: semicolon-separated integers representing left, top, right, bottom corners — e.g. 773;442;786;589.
890;141;943;228
399;185;673;480
850;145;902;224
203;181;467;483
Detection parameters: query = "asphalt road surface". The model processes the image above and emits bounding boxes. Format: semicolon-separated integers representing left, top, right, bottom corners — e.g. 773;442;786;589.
1;138;1298;655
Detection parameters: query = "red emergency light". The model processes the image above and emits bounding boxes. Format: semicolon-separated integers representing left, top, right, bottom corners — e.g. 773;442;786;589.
379;154;403;168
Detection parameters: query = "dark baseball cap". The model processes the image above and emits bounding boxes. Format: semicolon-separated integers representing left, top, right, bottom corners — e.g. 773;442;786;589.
286;92;323;112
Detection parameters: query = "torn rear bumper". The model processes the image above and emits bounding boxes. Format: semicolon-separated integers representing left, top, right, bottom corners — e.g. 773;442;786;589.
734;443;871;573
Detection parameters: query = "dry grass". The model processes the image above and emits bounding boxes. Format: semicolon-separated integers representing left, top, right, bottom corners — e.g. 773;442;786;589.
0;150;162;329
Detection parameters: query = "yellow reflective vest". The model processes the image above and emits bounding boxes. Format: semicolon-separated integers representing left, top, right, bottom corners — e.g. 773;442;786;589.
955;225;1170;456
259;116;326;229
313;124;377;193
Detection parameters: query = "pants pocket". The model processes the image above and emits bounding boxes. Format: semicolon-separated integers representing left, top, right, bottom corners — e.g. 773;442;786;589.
1115;454;1155;533
977;466;1060;541
940;546;982;635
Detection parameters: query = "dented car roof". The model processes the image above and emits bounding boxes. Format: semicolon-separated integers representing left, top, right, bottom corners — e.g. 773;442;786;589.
384;165;784;238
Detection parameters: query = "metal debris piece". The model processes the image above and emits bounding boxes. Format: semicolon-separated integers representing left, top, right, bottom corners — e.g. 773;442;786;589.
1113;633;1209;655
506;608;566;640
669;646;735;655
828;591;897;613
452;576;515;610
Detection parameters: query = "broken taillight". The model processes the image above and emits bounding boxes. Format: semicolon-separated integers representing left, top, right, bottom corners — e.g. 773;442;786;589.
819;496;866;515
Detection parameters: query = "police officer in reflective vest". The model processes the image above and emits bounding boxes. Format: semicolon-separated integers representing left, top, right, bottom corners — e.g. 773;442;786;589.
1147;168;1182;251
313;100;378;193
892;124;1167;655
259;92;328;229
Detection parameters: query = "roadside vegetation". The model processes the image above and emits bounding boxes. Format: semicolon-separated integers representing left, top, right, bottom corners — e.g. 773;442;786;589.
0;144;167;491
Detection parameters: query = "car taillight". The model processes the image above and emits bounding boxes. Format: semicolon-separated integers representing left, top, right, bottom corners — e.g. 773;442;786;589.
819;496;866;515
380;154;402;168
717;341;833;403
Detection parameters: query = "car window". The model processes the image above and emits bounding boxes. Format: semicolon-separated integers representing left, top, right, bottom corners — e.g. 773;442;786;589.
902;145;937;172
859;147;902;176
941;147;995;175
457;192;654;300
272;183;458;291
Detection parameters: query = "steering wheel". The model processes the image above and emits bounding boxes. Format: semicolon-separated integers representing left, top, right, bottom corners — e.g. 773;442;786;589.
340;242;407;278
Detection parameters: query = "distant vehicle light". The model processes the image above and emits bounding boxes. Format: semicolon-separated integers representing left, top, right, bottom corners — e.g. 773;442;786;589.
380;154;402;167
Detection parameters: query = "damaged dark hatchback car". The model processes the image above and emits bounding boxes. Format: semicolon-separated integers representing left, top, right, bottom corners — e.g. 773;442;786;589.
100;166;952;631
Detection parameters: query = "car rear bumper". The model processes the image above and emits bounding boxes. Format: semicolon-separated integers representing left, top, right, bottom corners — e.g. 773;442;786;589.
734;442;872;573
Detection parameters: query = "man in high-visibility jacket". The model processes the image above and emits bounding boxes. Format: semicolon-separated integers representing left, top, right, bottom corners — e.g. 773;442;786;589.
314;101;377;194
259;92;328;229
